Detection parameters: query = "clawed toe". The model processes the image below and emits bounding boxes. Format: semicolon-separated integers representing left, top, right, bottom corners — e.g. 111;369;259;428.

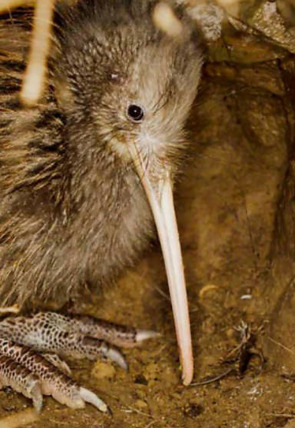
0;338;108;412
0;354;43;413
0;312;159;412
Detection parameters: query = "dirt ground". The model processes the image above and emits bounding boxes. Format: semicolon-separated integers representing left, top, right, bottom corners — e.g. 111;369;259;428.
2;1;295;428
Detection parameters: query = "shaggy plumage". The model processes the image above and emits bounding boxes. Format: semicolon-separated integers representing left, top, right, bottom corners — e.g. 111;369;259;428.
0;0;202;307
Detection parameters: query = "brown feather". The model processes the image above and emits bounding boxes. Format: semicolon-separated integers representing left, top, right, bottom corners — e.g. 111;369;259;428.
0;0;202;307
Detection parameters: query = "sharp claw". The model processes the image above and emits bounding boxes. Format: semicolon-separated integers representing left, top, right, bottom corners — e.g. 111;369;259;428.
106;348;128;371
79;387;109;413
30;381;43;414
135;330;161;343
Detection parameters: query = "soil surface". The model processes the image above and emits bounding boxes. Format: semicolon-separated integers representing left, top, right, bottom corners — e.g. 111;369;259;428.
2;2;295;428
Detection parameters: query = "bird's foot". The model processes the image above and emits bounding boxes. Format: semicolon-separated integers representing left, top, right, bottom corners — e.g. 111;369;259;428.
0;312;159;412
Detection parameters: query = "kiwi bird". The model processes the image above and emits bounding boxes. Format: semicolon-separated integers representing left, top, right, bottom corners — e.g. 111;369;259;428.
0;0;203;412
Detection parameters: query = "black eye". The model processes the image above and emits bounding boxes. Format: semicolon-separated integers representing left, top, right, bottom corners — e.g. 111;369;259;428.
127;104;144;122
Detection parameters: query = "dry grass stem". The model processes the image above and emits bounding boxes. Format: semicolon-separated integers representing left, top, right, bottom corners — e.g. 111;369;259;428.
144;421;157;428
191;367;234;386
153;2;183;37
267;336;295;355
0;0;34;14
21;0;55;106
0;304;20;315
121;405;153;419
266;413;295;418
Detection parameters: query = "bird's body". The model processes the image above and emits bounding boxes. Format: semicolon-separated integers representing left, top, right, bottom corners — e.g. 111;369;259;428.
0;0;203;410
0;0;202;306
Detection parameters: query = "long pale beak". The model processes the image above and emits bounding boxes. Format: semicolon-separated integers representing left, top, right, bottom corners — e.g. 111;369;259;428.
128;144;193;386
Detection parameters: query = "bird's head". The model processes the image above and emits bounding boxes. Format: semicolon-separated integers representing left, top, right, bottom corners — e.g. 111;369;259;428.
52;0;203;385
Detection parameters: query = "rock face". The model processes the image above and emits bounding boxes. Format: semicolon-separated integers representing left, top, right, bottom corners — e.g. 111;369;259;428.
178;0;295;374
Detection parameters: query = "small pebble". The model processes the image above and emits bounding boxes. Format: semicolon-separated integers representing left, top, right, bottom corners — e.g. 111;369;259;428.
91;361;116;380
135;399;148;409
